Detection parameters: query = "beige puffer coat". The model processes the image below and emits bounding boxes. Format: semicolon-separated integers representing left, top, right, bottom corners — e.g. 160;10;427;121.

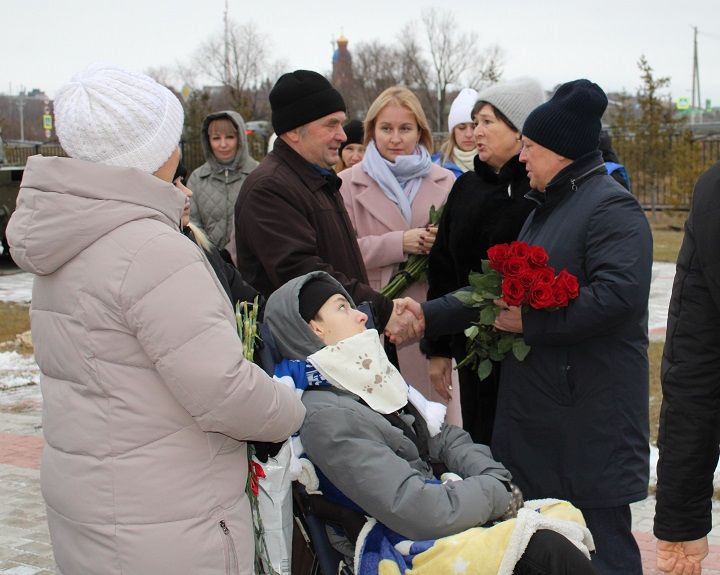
7;155;305;575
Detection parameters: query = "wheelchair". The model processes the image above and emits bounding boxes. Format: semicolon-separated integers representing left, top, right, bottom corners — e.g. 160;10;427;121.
255;303;380;575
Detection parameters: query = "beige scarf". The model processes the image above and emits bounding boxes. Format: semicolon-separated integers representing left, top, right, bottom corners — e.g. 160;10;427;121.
453;146;477;173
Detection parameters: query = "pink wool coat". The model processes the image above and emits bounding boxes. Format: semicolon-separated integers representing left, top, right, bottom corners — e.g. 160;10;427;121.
7;156;305;575
339;162;461;420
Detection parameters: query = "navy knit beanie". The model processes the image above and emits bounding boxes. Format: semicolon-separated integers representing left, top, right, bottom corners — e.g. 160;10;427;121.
522;79;608;160
270;70;346;135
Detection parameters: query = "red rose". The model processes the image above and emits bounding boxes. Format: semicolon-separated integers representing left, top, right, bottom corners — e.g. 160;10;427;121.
532;266;556;285
502;276;526;306
519;269;536;289
509;241;530;259
552;284;570;307
554;269;580;299
527;246;550;269
528;283;555;309
504;256;531;277
487;244;511;273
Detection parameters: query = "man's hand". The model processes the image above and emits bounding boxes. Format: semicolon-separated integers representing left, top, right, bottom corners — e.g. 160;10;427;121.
385;297;425;346
493;299;523;333
657;537;708;575
429;356;453;401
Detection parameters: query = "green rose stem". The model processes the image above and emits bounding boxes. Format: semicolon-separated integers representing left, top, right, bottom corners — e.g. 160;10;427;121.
380;204;444;299
236;298;279;575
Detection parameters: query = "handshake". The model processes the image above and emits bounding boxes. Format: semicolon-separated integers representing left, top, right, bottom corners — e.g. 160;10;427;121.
384;297;425;347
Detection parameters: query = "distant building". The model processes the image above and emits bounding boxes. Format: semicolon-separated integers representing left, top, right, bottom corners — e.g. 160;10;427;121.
332;35;354;95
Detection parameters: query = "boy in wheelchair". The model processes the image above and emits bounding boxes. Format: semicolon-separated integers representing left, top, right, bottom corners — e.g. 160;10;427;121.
264;271;597;574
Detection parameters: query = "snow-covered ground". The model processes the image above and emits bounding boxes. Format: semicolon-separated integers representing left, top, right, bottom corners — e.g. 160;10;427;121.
3;264;718;490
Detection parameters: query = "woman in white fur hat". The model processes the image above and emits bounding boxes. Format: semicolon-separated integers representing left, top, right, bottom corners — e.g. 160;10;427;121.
6;64;304;575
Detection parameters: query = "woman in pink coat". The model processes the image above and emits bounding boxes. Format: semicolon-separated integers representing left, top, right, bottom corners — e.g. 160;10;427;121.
339;86;459;423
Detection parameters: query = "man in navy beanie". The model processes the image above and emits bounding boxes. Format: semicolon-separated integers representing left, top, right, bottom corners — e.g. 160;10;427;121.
493;79;653;575
234;70;422;338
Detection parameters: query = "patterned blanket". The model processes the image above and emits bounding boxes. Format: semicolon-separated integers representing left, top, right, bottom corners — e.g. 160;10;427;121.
354;499;594;575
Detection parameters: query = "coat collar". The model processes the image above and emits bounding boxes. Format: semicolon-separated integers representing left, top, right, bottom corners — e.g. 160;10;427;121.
525;151;606;209
273;138;340;194
347;164;448;231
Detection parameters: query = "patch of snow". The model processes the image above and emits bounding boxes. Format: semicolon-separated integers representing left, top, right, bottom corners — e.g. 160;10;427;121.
0;272;33;303
0;351;40;390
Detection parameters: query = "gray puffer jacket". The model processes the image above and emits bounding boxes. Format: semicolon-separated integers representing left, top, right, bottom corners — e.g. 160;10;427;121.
264;272;512;540
187;110;258;262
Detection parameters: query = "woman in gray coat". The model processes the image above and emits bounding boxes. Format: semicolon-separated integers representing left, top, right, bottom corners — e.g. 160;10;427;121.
187;110;258;264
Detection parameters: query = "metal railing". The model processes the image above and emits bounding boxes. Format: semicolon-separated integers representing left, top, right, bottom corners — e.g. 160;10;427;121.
4;133;720;210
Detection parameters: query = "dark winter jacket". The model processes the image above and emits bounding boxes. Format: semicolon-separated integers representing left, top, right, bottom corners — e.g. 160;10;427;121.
187;111;258;262
654;160;720;542
183;225;262;312
424;154;535;360
234;138;393;328
493;151;653;508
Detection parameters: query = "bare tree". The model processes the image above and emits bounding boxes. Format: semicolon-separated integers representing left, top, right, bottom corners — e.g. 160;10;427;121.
351;40;405;113
193;20;277;120
402;8;504;131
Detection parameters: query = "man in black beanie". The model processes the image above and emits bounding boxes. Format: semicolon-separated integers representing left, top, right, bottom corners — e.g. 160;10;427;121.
491;79;653;575
234;70;422;338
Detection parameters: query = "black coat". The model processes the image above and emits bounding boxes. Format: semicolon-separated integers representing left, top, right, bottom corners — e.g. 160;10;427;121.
234;138;392;328
493;151;653;508
654;160;720;541
424;155;536;443
183;227;259;307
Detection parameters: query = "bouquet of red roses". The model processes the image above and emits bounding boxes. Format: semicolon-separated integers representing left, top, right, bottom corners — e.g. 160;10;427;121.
454;240;579;380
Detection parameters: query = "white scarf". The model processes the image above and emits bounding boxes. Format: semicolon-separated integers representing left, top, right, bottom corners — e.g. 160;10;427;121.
453;146;477;173
308;330;446;435
361;141;433;224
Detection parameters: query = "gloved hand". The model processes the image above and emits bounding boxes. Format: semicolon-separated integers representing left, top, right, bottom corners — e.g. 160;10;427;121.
498;482;524;522
251;441;284;463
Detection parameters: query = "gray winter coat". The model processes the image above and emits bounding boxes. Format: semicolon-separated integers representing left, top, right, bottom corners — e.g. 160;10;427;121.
187;110;258;262
264;272;512;540
7;155;304;575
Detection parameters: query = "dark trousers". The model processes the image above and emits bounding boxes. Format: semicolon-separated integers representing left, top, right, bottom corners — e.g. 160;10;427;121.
514;530;597;574
457;363;499;445
580;505;642;575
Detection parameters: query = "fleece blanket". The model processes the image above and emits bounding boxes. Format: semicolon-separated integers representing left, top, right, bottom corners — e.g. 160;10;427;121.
354;499;594;575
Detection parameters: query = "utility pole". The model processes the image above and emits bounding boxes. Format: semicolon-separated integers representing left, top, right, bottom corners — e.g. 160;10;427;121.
17;89;26;142
223;0;230;86
691;26;701;123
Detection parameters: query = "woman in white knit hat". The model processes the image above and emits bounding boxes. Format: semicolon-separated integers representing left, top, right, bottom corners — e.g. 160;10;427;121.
432;87;479;177
424;78;546;446
6;64;304;575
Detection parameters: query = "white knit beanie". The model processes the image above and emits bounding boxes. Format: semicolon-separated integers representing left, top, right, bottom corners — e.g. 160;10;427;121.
477;78;546;132
447;88;479;132
55;64;184;173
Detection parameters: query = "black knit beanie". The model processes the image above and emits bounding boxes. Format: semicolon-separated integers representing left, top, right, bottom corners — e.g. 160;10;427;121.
339;119;364;154
270;70;346;135
522;79;608;160
298;277;345;322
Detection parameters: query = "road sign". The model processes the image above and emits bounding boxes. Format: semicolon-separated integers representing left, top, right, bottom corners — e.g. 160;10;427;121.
42;114;53;130
676;97;690;111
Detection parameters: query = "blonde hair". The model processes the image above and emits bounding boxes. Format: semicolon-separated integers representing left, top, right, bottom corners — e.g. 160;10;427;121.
439;131;459;166
364;86;433;152
186;222;212;253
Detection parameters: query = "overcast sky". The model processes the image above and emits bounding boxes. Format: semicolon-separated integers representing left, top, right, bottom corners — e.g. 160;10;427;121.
5;0;720;110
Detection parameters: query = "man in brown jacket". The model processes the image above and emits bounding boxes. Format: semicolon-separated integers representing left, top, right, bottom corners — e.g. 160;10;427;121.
235;70;421;335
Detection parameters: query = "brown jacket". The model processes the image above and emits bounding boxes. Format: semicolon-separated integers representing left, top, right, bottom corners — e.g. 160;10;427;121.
7;155;305;575
234;138;393;327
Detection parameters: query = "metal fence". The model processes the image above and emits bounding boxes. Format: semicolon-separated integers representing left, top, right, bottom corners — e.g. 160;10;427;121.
4;133;720;210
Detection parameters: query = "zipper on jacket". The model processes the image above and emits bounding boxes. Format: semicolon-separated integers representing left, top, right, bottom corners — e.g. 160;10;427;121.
219;520;239;575
225;169;229;184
